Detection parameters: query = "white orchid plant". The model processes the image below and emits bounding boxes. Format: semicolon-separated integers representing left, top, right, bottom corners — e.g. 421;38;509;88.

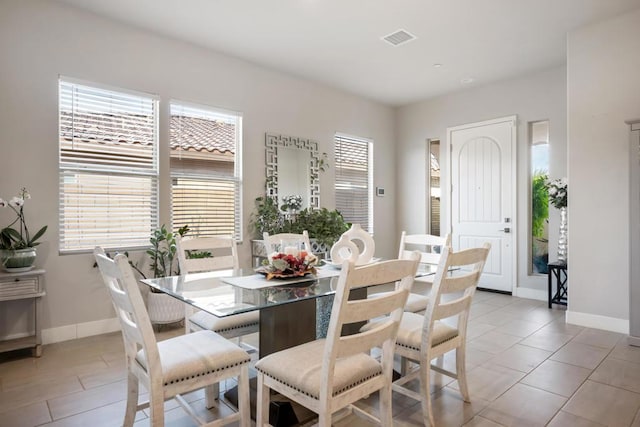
280;194;303;212
547;177;567;209
0;188;47;250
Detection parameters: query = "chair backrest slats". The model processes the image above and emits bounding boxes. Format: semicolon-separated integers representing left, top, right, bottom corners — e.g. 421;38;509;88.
399;232;451;265
422;243;491;349
184;256;236;272
336;323;397;359
177;235;239;273
262;231;312;254
441;272;482;294
433;296;472;320
400;250;441;265
94;248;161;379
320;253;420;400
343;259;418;289
341;291;408;325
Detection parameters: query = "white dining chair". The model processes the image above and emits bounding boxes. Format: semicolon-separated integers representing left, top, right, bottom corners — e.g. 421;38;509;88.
176;235;260;405
262;231;312;255
255;252;421;427
176;235;259;338
391;243;490;427
399;232;451;312
370;232;451;313
94;247;251;427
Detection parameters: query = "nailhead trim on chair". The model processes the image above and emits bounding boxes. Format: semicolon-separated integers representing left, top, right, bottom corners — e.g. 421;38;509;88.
190;320;259;333
162;358;252;386
214;322;259;333
256;368;383;399
396;334;458;352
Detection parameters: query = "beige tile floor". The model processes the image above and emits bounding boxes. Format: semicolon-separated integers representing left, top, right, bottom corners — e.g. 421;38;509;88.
1;291;640;426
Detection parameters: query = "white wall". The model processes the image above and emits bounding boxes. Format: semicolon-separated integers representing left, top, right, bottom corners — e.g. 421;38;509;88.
566;8;640;332
396;67;567;296
0;0;396;340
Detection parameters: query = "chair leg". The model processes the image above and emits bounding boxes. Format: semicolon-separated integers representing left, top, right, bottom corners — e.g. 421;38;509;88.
184;305;196;334
123;372;139;427
400;355;410;376
149;384;165;427
204;383;220;409
379;381;394;427
238;365;251;427
256;374;270;427
456;345;470;402
317;413;332;427
420;359;435;427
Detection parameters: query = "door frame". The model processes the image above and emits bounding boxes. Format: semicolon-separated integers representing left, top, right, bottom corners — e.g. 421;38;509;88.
445;115;517;293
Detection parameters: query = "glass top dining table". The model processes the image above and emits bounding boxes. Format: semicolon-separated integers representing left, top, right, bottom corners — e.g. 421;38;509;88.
140;262;440;318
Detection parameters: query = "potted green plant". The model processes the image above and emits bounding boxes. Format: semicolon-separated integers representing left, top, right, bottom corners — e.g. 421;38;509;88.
285;207;350;247
249;196;350;258
99;225;189;324
141;225;189;324
0;188;47;272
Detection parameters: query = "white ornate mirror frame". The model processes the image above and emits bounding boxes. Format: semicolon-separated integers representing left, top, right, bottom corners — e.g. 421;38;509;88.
265;133;320;210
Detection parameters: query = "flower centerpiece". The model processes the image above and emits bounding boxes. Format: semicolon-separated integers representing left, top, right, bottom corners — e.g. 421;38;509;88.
547;178;567;209
260;250;318;280
280;194;303;213
0;188;48;271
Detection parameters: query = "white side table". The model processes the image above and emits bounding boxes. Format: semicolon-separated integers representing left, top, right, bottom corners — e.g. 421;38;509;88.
0;269;46;357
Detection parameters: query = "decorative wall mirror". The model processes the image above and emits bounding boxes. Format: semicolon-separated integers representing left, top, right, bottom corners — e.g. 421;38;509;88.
265;133;320;210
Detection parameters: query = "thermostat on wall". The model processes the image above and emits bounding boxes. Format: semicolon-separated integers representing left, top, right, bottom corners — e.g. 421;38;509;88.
376;187;385;197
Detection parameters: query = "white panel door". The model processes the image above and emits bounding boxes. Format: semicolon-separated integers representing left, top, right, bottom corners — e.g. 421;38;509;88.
448;116;516;293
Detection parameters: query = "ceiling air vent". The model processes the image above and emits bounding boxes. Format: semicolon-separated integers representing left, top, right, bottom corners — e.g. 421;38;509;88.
381;29;417;46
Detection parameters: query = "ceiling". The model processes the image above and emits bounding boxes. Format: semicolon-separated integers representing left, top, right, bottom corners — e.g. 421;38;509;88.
57;0;640;106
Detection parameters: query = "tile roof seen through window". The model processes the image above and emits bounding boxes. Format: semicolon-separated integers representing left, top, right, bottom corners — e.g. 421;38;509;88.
170;115;235;155
60;112;235;155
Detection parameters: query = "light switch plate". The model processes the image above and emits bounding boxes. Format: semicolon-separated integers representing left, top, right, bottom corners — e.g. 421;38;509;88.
376;187;385;197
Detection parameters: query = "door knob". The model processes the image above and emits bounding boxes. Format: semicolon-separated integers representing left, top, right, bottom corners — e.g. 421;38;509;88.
499;227;511;233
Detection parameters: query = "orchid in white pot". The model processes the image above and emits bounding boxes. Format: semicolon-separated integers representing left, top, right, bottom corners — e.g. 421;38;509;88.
0;188;47;271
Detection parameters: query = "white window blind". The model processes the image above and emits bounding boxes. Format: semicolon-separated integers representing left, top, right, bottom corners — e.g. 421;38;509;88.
334;134;373;232
59;79;159;252
170;103;242;240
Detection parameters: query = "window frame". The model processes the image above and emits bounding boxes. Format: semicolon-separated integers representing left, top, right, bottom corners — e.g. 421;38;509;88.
169;100;243;242
334;133;374;234
58;76;160;254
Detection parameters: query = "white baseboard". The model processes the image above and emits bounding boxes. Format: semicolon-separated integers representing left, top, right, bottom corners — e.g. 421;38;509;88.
514;287;547;301
42;317;120;345
566;310;629;334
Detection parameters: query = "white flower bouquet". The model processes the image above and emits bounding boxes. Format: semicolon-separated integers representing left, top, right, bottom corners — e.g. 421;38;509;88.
547;178;567;209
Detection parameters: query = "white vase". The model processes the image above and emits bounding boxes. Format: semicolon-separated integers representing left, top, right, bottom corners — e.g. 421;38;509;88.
557;206;568;264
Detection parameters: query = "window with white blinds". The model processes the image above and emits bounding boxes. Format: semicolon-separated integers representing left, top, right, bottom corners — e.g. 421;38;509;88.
334;134;373;232
170;103;242;240
59;79;159;253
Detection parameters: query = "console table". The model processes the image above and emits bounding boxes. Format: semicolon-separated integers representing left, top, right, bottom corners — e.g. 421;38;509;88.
0;269;46;357
548;262;567;308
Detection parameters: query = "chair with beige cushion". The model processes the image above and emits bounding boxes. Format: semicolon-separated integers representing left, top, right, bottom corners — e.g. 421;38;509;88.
176;235;259;339
370;232;451;313
94;247;250;427
391;243;490;427
255;252;421;427
176;236;260;405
